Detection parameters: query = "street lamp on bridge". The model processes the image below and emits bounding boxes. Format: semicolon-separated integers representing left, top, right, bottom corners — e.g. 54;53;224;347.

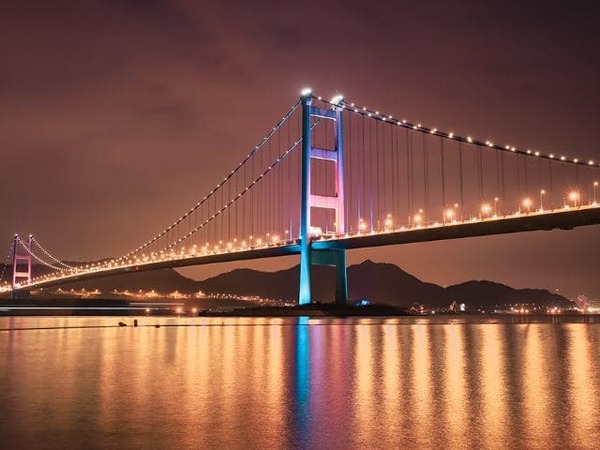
444;207;455;223
480;203;492;218
358;218;367;234
413;210;423;227
568;191;580;207
384;214;393;231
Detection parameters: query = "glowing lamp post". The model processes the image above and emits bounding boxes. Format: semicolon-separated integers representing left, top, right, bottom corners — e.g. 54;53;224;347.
480;203;492;218
568;191;580;207
413;210;423;227
444;208;455;223
359;218;367;234
522;197;532;213
384;214;393;231
494;197;499;216
539;190;545;211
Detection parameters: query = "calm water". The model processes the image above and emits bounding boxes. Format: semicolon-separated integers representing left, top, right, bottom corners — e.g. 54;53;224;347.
1;315;600;449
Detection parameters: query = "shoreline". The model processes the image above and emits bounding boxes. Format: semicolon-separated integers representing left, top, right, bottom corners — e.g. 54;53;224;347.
1;299;597;318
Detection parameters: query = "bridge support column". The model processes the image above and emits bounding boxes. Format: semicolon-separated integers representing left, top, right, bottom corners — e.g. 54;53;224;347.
299;91;313;305
298;91;347;305
310;248;348;305
11;234;32;299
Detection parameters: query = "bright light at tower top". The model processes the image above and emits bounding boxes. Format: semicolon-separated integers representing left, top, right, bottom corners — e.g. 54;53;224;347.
331;94;344;105
301;88;312;97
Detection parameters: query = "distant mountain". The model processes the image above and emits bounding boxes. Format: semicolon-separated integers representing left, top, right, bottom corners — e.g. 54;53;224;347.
446;280;572;308
65;267;199;294
347;260;447;307
196;266;300;300
0;264;198;295
194;260;572;309
1;261;572;309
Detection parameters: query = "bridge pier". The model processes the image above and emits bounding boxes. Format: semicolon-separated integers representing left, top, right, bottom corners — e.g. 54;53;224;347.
299;247;348;306
10;290;31;300
311;248;348;305
298;90;348;305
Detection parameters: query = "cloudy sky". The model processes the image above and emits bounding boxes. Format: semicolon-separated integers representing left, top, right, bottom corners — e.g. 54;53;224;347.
1;1;599;298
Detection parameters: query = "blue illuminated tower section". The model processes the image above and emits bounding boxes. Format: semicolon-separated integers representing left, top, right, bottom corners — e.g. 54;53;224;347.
298;91;348;305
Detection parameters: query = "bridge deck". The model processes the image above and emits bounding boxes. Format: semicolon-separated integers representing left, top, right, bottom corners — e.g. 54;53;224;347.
13;205;600;291
313;205;600;250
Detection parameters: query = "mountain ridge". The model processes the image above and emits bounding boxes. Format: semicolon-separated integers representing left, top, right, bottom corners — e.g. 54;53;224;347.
2;260;571;309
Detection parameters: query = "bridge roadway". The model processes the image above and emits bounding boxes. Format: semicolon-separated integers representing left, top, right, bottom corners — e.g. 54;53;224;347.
16;205;600;291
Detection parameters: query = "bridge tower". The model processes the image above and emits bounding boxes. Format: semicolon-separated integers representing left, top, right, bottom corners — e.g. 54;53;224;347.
299;91;348;305
11;234;32;296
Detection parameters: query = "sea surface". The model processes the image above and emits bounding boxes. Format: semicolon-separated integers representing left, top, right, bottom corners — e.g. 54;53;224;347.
1;315;600;449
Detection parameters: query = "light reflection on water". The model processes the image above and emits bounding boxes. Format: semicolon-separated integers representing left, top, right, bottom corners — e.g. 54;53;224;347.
1;316;600;449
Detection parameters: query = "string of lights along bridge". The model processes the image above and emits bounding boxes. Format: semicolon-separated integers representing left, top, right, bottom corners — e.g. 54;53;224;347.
2;90;599;304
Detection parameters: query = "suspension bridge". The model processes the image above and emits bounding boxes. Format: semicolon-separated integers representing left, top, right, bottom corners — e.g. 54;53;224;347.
2;90;599;304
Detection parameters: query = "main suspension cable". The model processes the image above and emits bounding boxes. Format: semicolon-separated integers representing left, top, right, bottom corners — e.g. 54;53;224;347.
31;236;74;269
18;239;64;271
160;118;321;252
123;100;301;259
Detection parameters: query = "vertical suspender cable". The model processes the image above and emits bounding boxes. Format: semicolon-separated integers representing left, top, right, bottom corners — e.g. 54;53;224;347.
537;156;542;195
228;168;231;242
347;112;352;232
477;145;483;201
501;150;506;200
423;134;429;213
369;118;374;231
287;117;291;237
406;129;412;216
391;124;396;218
382;121;387;217
496;150;501;198
524;156;529;193
440;137;446;208
458;142;464;209
516;154;521;194
362;114;366;225
376;120;381;225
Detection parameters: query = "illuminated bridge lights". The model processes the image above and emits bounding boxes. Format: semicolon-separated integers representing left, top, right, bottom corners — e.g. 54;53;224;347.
10;199;600;293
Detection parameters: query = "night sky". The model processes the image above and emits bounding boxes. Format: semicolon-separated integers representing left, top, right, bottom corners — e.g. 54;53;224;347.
1;1;599;299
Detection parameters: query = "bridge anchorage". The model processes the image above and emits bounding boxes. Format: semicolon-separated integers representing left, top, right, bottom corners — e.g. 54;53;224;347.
2;89;600;304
